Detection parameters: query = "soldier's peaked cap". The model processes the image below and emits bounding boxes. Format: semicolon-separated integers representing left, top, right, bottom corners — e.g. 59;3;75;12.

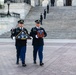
35;20;40;24
18;19;24;24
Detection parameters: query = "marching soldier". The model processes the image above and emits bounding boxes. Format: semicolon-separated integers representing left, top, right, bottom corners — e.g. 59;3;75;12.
11;19;28;67
30;20;47;66
44;9;46;19
40;13;43;25
47;4;49;13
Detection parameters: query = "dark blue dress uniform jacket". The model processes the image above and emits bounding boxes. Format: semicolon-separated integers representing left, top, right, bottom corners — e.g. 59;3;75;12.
11;27;28;47
30;27;47;46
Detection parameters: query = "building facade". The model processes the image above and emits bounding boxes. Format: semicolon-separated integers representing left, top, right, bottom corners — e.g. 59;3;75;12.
4;0;31;4
2;0;76;6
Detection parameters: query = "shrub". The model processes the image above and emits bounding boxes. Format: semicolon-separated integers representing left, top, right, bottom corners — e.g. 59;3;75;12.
0;4;4;9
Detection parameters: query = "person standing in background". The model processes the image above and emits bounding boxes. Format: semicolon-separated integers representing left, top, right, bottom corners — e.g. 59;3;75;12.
44;9;46;19
40;13;43;25
47;4;49;13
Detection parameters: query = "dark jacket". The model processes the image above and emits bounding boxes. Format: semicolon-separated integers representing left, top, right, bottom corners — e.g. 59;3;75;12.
47;5;49;10
30;27;47;46
40;14;43;21
51;0;55;3
11;27;28;46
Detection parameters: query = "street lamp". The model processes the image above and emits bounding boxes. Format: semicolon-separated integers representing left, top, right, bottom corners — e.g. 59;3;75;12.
7;1;11;16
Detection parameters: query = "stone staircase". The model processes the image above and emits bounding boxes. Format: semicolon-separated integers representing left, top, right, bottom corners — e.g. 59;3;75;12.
0;3;31;38
24;6;76;39
1;6;76;39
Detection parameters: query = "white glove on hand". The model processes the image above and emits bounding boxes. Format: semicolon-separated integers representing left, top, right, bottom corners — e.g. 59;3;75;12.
13;37;15;40
35;35;38;38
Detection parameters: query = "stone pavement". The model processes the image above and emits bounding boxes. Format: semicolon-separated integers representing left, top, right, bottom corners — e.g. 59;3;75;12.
0;39;76;75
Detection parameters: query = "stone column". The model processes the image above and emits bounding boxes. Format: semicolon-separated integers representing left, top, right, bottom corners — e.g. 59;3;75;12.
31;0;43;6
63;0;66;6
39;0;43;6
31;0;35;7
56;0;64;6
54;0;57;6
0;0;4;5
42;0;49;7
72;0;76;6
35;0;39;6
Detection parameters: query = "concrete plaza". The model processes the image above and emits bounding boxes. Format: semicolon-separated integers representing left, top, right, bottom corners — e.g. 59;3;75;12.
0;39;76;75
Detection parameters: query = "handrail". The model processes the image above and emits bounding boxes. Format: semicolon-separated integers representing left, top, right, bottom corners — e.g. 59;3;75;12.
12;12;20;18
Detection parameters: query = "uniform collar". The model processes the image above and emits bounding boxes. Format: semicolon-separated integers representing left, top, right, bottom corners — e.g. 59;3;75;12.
19;27;23;30
36;26;40;29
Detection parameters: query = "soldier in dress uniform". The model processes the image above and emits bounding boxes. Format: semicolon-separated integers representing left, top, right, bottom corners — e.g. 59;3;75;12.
30;20;47;66
47;4;49;13
40;13;43;25
44;9;46;19
11;19;28;67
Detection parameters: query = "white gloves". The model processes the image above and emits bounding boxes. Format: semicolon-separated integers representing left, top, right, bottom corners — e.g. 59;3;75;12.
35;35;38;38
13;37;15;40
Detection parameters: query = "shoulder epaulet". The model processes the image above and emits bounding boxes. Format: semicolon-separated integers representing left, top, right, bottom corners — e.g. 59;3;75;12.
40;27;43;29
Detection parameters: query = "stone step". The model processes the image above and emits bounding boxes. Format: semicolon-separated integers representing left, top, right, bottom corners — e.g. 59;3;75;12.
24;6;76;39
1;6;76;39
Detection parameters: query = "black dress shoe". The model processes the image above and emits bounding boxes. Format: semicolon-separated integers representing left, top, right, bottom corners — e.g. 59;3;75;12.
40;63;44;66
16;62;19;65
34;61;37;64
22;64;26;67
